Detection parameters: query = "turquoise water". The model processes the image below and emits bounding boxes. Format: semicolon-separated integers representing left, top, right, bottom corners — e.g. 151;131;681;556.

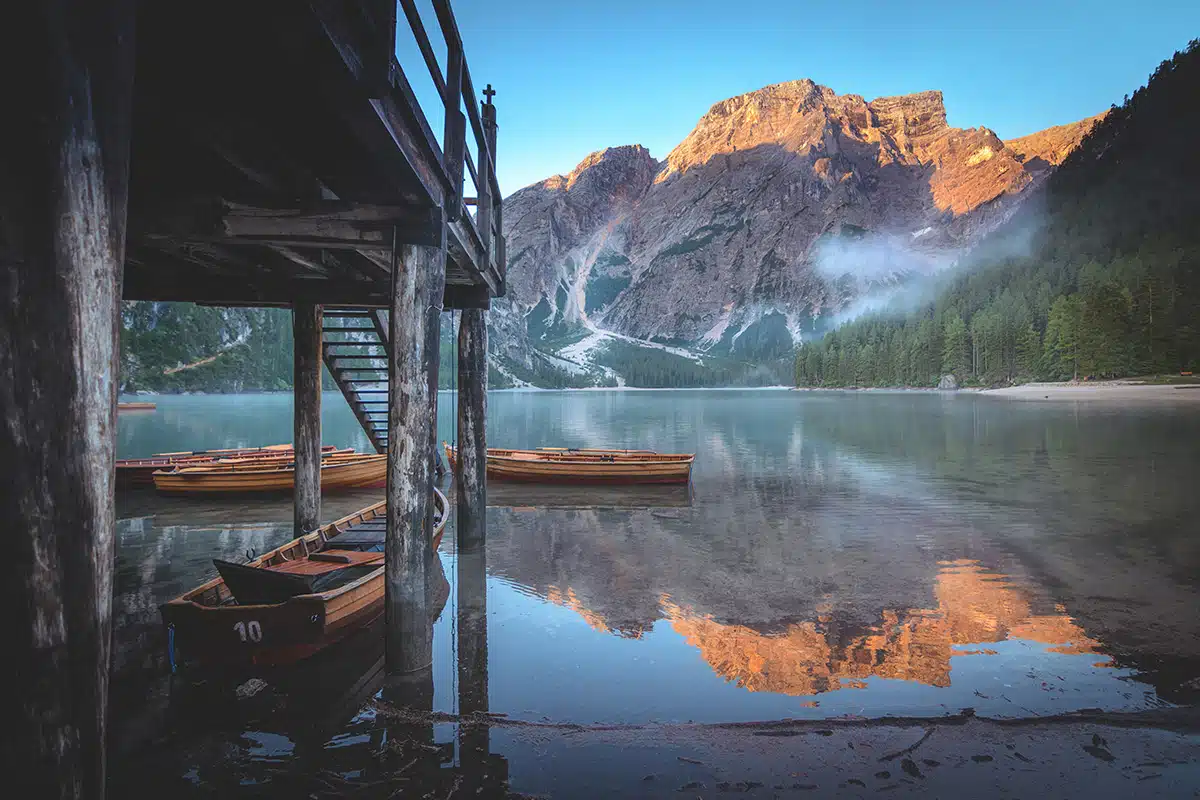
110;389;1200;794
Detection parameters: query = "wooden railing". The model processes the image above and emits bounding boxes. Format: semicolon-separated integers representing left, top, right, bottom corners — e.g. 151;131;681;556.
392;0;503;278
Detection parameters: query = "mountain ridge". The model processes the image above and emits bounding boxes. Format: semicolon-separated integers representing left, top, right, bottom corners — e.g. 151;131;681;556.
490;79;1103;386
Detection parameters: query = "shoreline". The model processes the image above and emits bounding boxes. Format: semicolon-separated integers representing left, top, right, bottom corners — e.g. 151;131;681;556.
121;382;1200;400
980;380;1200;403
790;380;1200;403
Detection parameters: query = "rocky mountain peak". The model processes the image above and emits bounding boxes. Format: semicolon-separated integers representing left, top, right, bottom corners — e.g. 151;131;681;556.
494;78;1104;385
539;145;658;193
659;82;954;181
866;90;948;146
1004;112;1107;175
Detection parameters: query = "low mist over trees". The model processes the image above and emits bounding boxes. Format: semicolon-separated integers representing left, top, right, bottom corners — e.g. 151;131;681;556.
796;41;1200;388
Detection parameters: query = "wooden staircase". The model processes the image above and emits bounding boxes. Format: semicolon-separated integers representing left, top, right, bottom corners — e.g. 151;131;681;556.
322;308;391;454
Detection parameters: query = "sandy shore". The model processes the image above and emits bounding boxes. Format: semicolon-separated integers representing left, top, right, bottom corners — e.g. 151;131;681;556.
981;380;1200;403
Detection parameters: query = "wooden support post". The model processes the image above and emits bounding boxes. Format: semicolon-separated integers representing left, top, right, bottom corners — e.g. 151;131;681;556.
385;218;446;673
293;302;323;535
456;309;487;551
480;89;499;264
0;2;135;796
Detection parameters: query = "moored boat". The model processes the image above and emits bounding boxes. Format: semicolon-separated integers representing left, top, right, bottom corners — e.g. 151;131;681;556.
152;452;387;494
117;401;157;412
116;444;341;489
160;491;447;667
444;443;694;485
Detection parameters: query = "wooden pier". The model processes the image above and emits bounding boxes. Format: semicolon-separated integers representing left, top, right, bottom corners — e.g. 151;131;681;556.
0;1;498;796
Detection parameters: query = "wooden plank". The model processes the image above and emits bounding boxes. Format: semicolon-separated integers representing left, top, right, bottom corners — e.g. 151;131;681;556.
385;222;446;671
399;0;447;95
0;1;135;796
309;0;449;206
363;0;397;99
442;42;466;223
294;303;323;534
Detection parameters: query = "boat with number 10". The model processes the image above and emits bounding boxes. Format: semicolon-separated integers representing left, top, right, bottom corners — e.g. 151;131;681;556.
160;491;447;668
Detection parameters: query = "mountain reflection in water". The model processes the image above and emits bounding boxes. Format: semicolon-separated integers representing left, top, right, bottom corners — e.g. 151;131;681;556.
660;560;1102;697
107;391;1200;795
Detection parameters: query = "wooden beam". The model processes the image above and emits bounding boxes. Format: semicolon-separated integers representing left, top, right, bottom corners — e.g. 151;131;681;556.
124;269;491;309
364;0;398;100
443;284;491;310
446;216;500;296
384;222;446;671
293;303;323;535
0;2;135;796
123;273;390;306
138;200;444;250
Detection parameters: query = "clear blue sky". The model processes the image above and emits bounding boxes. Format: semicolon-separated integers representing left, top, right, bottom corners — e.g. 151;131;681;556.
399;1;1199;196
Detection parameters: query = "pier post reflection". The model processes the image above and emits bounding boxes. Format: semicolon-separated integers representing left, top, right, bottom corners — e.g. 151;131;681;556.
379;661;439;787
457;539;495;791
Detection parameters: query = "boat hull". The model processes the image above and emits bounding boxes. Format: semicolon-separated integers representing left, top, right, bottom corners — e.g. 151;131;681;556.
445;445;694;485
152;454;386;494
117;444;335;490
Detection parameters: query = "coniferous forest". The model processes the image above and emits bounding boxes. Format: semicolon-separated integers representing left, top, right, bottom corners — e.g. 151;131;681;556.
120;303;300;392
795;41;1200;388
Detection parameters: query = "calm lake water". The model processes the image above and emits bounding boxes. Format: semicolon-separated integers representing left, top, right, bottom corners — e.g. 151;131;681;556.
110;390;1200;796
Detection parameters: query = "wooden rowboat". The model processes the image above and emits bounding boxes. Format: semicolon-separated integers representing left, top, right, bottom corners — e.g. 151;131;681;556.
161;491;447;667
116;444;341;489
117;401;157;412
152;452;387;494
444;443;694;485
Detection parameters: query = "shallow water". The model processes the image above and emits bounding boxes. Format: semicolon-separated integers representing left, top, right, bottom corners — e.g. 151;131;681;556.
110;390;1200;795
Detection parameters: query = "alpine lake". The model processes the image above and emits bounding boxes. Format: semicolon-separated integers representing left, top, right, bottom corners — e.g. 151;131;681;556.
111;389;1200;797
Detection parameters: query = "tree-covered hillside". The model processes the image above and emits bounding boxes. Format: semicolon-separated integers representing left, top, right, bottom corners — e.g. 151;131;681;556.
795;41;1200;388
122;304;479;392
120;303;300;392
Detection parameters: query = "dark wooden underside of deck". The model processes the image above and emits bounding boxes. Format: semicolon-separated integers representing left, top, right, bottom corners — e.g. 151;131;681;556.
123;0;502;310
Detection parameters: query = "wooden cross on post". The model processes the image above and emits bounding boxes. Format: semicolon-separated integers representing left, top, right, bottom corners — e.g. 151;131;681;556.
483;83;496;106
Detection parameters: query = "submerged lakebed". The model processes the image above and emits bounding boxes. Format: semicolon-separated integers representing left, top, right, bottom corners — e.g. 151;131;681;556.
110;390;1200;795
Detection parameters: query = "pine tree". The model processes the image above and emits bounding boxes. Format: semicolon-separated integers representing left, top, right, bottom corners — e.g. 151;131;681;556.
1044;295;1083;380
1015;323;1042;379
941;314;970;378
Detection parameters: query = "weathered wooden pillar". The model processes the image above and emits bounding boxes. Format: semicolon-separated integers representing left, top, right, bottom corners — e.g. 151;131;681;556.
385;218;446;673
456;310;488;551
293;302;323;534
0;2;135;797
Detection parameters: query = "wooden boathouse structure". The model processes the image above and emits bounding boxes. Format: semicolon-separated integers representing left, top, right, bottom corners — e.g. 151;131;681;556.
1;1;497;796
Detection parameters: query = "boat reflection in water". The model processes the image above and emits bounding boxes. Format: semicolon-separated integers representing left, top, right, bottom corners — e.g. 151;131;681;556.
486;480;693;510
123;546;513;796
